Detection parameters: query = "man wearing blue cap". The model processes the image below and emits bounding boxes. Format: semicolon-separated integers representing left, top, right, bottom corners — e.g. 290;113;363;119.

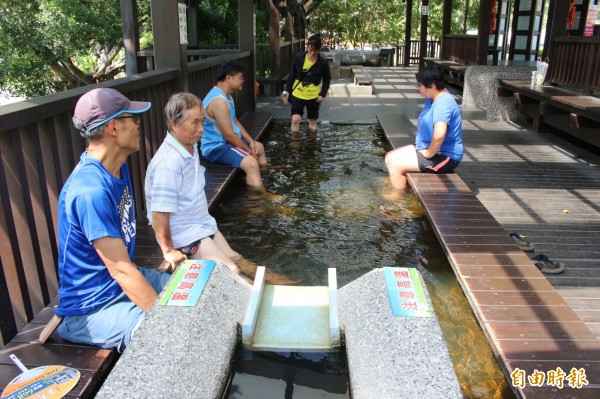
55;88;170;351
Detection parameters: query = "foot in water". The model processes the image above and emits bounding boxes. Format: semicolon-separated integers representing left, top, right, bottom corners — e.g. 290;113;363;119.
380;175;409;201
379;204;406;222
379;202;424;221
247;186;284;203
236;258;301;285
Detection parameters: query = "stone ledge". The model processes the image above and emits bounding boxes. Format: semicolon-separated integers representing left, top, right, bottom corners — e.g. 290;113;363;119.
338;268;462;399
330;83;373;97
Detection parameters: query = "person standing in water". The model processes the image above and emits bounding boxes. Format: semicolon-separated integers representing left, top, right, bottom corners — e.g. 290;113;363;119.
283;34;332;133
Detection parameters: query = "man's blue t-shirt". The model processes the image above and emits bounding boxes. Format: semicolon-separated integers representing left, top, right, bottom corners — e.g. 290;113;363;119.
56;153;136;316
415;91;463;161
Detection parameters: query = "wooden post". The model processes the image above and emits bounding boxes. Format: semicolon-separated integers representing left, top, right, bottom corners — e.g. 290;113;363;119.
441;0;452;61
476;0;491;64
419;0;429;69
120;0;139;75
542;0;570;60
404;0;413;66
293;9;299;54
284;1;293;42
150;0;188;91
269;0;281;94
289;0;300;55
239;0;256;111
188;0;199;46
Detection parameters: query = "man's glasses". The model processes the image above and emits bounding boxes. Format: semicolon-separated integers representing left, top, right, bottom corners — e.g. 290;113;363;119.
114;115;141;125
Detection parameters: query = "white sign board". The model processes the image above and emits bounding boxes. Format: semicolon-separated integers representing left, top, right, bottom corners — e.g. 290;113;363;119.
178;3;188;45
422;6;429;16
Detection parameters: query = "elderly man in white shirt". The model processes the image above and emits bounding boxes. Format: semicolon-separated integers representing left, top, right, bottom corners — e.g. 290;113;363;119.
145;92;240;273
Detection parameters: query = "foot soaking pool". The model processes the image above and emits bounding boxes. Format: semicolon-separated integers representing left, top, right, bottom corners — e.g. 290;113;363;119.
216;122;515;399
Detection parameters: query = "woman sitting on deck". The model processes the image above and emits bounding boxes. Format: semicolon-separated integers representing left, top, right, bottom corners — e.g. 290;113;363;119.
385;66;463;190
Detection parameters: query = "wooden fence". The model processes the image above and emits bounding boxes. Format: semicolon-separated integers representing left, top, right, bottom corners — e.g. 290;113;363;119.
406;40;441;64
0;52;253;345
441;34;478;64
548;36;600;94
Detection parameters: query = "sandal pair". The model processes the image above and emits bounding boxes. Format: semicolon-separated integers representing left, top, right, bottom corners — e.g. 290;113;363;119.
531;254;566;274
510;232;535;252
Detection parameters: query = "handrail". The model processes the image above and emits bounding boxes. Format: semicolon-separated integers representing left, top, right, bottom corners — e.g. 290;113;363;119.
0;69;178;133
187;51;252;73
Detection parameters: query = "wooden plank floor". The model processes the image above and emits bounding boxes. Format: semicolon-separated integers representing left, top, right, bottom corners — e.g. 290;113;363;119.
134;111;274;268
378;110;600;398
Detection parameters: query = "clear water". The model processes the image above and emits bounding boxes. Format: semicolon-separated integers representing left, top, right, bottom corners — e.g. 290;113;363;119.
218;122;514;399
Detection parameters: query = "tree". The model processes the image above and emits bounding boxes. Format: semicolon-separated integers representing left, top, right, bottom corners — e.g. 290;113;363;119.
309;0;482;49
310;0;407;49
195;0;239;45
0;0;150;98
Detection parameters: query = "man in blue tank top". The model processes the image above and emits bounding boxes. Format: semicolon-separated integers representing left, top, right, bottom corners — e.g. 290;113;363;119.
55;88;170;352
201;61;270;191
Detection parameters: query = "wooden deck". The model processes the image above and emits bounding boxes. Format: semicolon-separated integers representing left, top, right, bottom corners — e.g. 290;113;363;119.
134;111;274;269
378;111;600;398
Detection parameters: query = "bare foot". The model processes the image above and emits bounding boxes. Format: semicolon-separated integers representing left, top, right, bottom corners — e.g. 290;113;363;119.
262;191;284;202
379;204;406;222
229;252;243;262
248;186;284;203
381;187;408;201
223;262;240;274
237;258;301;285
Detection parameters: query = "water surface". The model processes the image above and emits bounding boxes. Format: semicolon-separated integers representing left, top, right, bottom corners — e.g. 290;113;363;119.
218;122;514;399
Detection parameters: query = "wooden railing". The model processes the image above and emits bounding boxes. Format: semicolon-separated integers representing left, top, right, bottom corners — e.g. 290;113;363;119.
280;41;294;79
256;40;298;78
441;34;478;64
137;45;240;73
548;37;600;94
407;40;441;64
0;51;254;345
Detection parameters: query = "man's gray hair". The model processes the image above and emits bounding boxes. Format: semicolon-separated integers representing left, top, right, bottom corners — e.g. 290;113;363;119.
165;92;202;129
73;115;107;143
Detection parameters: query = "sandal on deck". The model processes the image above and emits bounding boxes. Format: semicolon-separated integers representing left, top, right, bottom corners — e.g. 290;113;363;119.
509;232;535;252
531;254;566;274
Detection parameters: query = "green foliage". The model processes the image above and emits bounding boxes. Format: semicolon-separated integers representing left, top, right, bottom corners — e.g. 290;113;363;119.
195;0;239;45
0;0;150;98
309;0;481;49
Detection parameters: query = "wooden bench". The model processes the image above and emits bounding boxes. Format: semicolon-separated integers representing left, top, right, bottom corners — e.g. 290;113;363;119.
377;112;600;399
498;79;600;148
351;65;373;86
0;111;274;398
0;299;118;398
424;58;468;88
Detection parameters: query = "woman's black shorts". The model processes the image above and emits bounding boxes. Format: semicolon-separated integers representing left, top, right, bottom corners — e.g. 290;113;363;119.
290;96;320;120
416;151;460;173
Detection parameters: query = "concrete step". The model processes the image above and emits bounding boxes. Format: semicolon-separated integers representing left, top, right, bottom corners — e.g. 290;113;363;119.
329;82;372;97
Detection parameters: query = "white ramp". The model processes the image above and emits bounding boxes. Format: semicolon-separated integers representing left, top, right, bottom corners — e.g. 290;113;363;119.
242;267;340;352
